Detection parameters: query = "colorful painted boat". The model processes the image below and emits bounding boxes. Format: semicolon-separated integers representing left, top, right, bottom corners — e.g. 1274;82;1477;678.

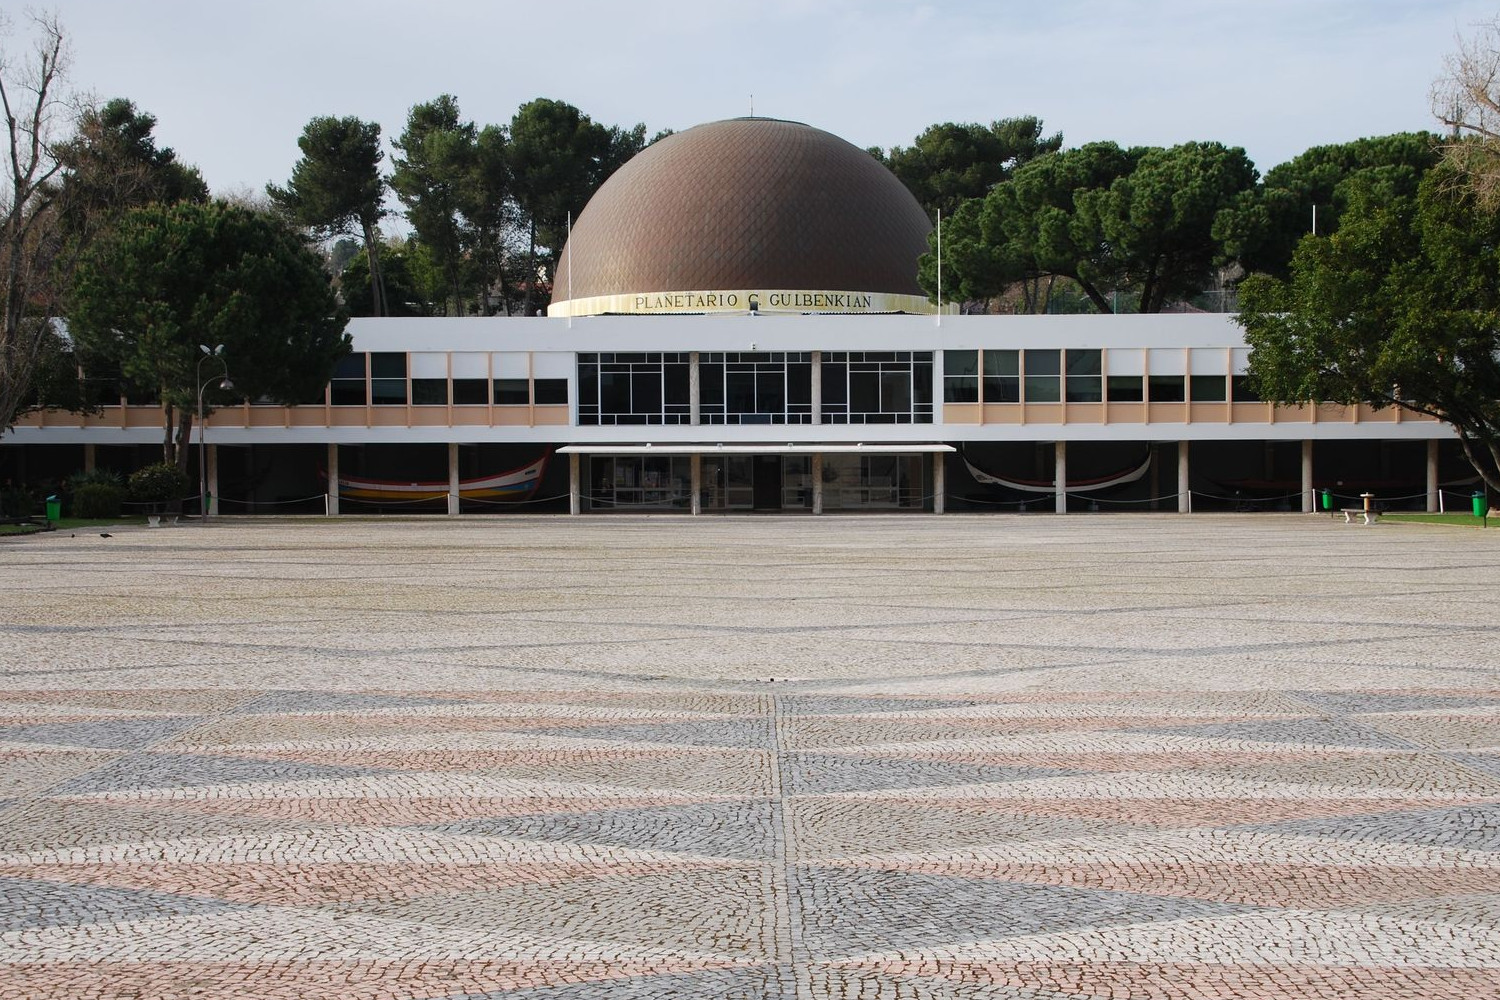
964;450;1152;494
330;454;548;502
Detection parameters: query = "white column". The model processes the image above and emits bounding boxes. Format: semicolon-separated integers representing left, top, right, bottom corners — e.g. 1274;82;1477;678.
1302;440;1314;513
1426;439;1439;513
1178;442;1191;514
206;445;220;516
568;452;581;515
326;443;340;516
1054;441;1067;514
689;352;701;426
447;442;460;515
812;453;824;515
933;451;945;514
690;453;702;515
811;351;822;425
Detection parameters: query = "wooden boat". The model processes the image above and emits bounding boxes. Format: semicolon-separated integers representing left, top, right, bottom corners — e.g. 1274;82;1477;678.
330;454;548;502
963;450;1152;493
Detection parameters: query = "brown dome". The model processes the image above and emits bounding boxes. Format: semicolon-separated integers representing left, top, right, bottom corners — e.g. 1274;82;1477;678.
550;118;933;315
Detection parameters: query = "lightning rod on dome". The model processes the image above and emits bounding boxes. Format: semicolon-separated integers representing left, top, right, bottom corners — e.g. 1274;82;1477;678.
749;94;754;118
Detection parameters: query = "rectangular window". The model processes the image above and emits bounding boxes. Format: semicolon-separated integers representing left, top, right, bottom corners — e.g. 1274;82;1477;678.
849;370;880;414
533;378;568;404
1023;349;1060;403
453;378;488;405
1231;375;1261;402
1065;349;1103;402
1107;375;1144;402
494;378;529;405
880;370;911;413
411;378;447;405
1149;375;1186;402
983;349;1020;402
1065;349;1101;376
631;370;662;414
944;349;978;403
330;352;367;406
370;353;405;379
369;352;406;405
1190;374;1226;402
788;361;812;407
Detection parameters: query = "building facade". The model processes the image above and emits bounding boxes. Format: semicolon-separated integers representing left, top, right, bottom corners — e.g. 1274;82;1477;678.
0;312;1465;516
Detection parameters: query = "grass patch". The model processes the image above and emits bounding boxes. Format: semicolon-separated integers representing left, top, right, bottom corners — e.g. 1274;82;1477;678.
1382;512;1491;527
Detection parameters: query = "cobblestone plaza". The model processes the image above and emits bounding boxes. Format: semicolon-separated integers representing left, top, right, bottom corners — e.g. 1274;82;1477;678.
0;514;1497;999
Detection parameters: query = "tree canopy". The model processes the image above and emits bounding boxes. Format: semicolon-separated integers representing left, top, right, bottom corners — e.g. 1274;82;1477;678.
267;115;388;315
923;140;1255;313
878;117;1062;220
391;95;477;315
1214;132;1439;280
509;98;646;314
68;201;350;466
1236;158;1500;491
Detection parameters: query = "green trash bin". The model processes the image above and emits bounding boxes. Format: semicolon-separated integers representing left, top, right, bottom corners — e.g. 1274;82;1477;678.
1474;493;1489;518
1320;488;1332;511
45;495;60;522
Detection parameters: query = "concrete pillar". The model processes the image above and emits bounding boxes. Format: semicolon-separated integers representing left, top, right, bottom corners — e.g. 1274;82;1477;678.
933;451;945;514
206;445;220;516
1054;441;1067;514
1427;439;1440;513
690;453;702;516
812;452;824;515
568;452;581;515
811;351;822;425
689;352;701;426
447;442;460;515
83;443;96;473
1178;442;1191;514
326;443;340;516
1301;440;1314;513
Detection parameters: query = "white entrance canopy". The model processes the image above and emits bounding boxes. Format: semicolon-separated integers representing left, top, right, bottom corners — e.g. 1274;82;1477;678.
557;443;955;455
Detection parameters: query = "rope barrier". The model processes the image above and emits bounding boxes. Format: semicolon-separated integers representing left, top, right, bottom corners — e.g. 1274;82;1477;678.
216;493;330;508
460;492;572;508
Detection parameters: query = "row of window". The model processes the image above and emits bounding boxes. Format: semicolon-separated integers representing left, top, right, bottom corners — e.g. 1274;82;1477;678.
82;349;1263;410
943;350;1260;404
576;352;933;426
328;353;567;406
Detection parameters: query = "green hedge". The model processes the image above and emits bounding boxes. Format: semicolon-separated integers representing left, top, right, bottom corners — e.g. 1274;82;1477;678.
73;483;125;518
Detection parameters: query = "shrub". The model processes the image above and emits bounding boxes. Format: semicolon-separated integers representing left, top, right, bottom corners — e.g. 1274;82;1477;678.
128;463;192;510
72;482;125;518
0;487;34;518
68;468;123;491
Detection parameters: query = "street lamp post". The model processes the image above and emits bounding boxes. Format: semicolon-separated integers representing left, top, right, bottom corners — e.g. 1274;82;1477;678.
197;345;232;522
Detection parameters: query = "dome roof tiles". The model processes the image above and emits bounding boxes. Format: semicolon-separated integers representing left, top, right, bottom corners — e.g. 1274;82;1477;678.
552;118;932;311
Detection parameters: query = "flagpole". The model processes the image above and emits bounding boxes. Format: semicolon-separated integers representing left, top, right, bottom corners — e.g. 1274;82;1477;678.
566;211;573;328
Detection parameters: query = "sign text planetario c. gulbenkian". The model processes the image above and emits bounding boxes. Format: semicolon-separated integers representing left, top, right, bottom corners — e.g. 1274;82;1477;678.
547;288;941;317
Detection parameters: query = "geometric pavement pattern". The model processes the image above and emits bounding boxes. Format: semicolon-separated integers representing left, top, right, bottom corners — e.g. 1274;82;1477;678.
0;515;1497;998
0;688;1497;998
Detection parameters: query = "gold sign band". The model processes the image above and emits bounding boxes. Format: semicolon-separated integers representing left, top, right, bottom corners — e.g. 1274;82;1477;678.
548;289;939;317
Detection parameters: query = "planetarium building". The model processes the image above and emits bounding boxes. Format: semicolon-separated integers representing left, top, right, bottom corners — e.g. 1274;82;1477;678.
0;118;1470;516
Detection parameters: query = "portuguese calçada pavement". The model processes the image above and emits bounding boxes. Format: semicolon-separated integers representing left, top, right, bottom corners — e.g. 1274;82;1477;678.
0;514;1496;998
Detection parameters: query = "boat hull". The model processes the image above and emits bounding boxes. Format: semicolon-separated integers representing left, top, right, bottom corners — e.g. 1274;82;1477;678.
330;455;548;502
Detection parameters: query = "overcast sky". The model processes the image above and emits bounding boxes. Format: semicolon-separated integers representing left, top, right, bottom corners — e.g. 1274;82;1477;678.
23;0;1497;203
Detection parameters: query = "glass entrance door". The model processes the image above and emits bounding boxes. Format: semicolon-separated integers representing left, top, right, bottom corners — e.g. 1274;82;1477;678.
753;454;783;509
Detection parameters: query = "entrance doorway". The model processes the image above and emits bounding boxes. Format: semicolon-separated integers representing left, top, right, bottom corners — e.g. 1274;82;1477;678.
753;454;782;509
